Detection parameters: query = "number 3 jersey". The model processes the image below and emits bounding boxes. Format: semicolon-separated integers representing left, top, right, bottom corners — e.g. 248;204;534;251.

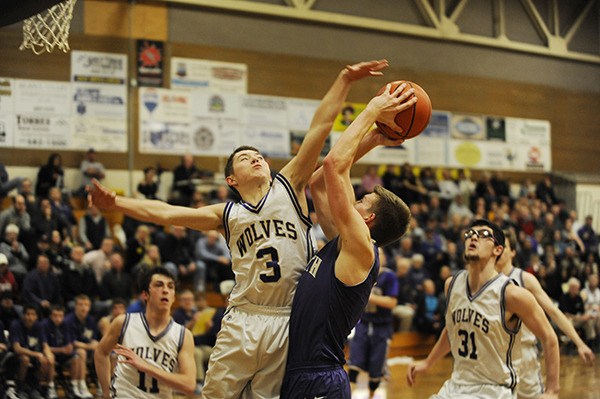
111;313;185;399
445;270;521;391
223;174;315;308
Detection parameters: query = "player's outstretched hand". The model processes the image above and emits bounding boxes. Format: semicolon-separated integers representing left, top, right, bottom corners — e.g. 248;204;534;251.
344;59;389;82
577;342;595;366
406;360;429;387
87;178;116;210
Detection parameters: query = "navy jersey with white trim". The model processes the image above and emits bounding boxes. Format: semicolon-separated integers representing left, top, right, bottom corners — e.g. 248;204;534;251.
286;237;380;369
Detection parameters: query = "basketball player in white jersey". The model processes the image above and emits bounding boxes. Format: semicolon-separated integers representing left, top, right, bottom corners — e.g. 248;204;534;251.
407;220;560;399
88;59;391;398
499;229;594;398
94;267;196;399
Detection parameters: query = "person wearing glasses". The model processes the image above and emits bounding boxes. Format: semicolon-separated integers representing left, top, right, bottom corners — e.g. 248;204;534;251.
406;219;560;399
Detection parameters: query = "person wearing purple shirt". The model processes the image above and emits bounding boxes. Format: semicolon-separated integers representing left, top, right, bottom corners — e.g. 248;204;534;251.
64;295;98;398
7;305;54;399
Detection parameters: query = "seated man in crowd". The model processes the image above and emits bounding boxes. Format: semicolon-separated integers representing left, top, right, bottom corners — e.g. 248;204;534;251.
64;294;99;398
7;305;54;399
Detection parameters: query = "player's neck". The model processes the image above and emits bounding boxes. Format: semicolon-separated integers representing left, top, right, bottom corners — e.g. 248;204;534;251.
496;262;512;276
145;307;171;331
239;180;271;205
468;259;498;291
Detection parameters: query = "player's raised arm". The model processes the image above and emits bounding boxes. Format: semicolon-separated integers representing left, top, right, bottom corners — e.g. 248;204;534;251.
505;284;560;398
87;179;225;233
282;60;389;194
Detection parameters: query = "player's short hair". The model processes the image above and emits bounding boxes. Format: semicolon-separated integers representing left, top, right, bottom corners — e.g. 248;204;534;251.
138;266;176;294
224;145;261;200
503;228;518;252
369;185;411;247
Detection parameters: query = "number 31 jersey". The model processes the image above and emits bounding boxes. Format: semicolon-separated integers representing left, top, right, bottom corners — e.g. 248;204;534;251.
223;174;315;308
445;270;521;391
111;313;185;399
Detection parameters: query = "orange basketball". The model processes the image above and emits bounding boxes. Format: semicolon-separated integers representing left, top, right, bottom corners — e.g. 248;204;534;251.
375;80;432;140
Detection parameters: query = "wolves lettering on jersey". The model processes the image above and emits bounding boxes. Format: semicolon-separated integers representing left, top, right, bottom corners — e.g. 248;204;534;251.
132;347;177;372
236;219;298;257
451;308;490;333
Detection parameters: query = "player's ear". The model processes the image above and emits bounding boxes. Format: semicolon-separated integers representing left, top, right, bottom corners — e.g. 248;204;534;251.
364;213;375;224
493;244;504;257
225;175;237;187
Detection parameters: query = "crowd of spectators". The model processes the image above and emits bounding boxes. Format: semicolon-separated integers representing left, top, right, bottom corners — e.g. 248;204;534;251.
0;152;599;397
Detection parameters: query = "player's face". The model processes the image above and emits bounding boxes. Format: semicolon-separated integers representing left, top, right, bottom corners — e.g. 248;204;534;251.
463;227;500;262
147;274;176;310
229;150;271;184
354;193;376;221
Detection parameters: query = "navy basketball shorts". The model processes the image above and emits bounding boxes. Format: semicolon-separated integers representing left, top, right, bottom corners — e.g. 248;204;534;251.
349;322;392;379
280;365;350;399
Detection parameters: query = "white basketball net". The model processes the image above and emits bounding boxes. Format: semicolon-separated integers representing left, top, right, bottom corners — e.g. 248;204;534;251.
19;0;77;55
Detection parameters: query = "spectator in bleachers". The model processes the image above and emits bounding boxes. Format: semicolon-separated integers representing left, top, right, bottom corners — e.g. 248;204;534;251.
209;184;232;205
560;277;596;349
77;148;105;198
131;243;161;281
392;257;417;332
437;169;459;209
0;290;20;329
195;230;232;292
425;194;445;224
563;217;586;254
22;254;62;317
435;241;463;275
407;253;429;294
61;246;99;310
32;198;69;242
0;253;18;298
456;169;474;203
78;204;111;251
399;163;427;205
0;223;29;282
490;171;510;203
99;253;132;310
0;319;14;394
173;289;197;330
136;166;160;200
97;298;127;338
18;177;37;211
83;237;114;284
419;227;445;276
419;166;440;196
381;164;402;196
414;279;442;337
125;224;151;273
582;274;600;351
161;225;204;292
519;177;537;199
64;294;98;399
578;215;599;258
8;304;54;399
536;174;558;206
559;246;582;283
0;162;23;198
42;305;78;399
0;194;31;238
35;153;65;199
359;165;382;196
48;186;76;228
171;153;201;206
448;193;474;221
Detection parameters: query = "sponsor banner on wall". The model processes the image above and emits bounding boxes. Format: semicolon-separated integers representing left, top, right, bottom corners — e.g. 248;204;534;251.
451;113;486;140
0;78;14;114
15;114;71;149
139;87;192;123
0;115;14;148
191;120;241;156
171;57;247;93
244;125;290;158
361;139;417;166
73;84;127;119
71;51;128;85
191;91;242;122
333;102;367;132
14;79;71;115
139;121;191;154
137;39;164;88
243;95;288;127
286;98;320;131
71;118;127;152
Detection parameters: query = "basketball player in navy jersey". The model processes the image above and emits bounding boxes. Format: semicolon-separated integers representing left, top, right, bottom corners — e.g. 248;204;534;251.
498;229;593;399
280;83;415;399
89;60;391;398
95;267;196;399
407;220;560;399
